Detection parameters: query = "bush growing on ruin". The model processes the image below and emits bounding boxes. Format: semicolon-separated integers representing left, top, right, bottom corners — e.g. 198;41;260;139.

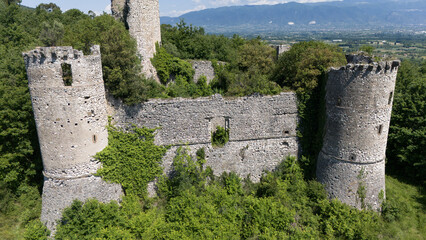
211;126;229;147
210;38;281;96
95;124;167;198
161;20;238;62
157;146;213;200
151;45;194;84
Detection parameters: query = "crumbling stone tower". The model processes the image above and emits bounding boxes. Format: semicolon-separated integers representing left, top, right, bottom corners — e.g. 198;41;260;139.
23;46;123;232
317;55;400;210
111;0;161;80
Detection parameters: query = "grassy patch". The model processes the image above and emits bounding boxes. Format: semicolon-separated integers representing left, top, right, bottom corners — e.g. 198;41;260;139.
381;176;426;239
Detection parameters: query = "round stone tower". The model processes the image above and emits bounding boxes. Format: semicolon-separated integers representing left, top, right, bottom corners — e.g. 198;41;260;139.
317;54;400;210
23;46;123;232
111;0;161;81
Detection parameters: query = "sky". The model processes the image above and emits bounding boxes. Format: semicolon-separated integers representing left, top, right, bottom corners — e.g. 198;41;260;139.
20;0;341;17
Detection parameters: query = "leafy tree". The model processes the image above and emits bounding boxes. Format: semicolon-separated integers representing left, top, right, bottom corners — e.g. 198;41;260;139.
271;41;346;178
387;60;425;184
272;41;346;95
237;39;276;75
39;20;64;46
62;14;164;104
1;0;21;6
0;4;42;193
359;45;375;55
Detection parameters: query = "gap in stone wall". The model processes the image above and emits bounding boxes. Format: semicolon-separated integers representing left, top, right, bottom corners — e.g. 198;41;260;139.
61;63;73;86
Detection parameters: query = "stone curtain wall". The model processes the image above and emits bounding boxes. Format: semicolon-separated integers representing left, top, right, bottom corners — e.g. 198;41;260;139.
189;60;216;83
23;46;123;232
108;93;299;182
317;55;400;210
125;0;161;80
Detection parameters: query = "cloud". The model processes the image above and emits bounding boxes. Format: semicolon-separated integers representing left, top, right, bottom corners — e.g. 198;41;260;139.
93;4;111;16
104;4;111;14
165;5;207;17
211;0;242;6
209;0;341;7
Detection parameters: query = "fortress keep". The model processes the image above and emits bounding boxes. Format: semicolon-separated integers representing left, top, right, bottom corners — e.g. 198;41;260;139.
317;55;400;210
23;46;123;232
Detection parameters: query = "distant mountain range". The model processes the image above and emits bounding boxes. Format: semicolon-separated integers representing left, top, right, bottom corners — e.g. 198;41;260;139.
160;0;426;33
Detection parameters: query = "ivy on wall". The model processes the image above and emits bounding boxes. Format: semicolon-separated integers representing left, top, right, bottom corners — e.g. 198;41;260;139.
95;123;167;198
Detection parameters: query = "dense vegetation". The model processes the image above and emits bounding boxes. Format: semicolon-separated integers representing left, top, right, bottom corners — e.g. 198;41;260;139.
387;60;426;184
30;147;426;239
0;2;424;239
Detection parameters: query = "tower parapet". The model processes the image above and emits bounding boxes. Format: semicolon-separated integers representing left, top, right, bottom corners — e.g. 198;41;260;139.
23;46;123;232
111;0;161;81
317;54;400;210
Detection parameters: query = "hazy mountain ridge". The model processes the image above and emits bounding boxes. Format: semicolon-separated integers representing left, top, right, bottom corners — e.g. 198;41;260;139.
160;0;426;33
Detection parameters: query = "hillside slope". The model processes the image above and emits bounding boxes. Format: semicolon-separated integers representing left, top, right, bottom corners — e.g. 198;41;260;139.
161;0;426;33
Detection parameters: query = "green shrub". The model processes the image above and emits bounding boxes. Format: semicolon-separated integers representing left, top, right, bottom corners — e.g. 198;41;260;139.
359;45;375;55
211;126;229;147
158;147;213;199
95;124;167;198
55;199;127;240
24;220;50;240
151;44;194;84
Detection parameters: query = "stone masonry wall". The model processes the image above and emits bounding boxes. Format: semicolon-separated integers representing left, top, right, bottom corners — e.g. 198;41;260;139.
317;55;400;210
189;60;216;83
23;46;123;233
108;93;299;182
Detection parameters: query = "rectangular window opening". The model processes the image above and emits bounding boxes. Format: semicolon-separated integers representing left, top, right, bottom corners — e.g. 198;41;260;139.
378;125;383;134
388;92;393;105
225;117;230;131
61;63;73;86
92;135;97;143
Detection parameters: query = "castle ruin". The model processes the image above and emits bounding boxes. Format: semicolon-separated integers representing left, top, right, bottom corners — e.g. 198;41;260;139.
23;0;400;233
317;55;400;210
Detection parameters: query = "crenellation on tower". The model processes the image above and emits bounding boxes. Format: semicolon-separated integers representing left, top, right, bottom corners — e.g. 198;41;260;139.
317;54;400;210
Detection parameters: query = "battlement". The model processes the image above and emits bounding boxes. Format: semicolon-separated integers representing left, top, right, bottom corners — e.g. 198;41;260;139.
23;45;100;68
330;54;400;74
24;46;103;87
